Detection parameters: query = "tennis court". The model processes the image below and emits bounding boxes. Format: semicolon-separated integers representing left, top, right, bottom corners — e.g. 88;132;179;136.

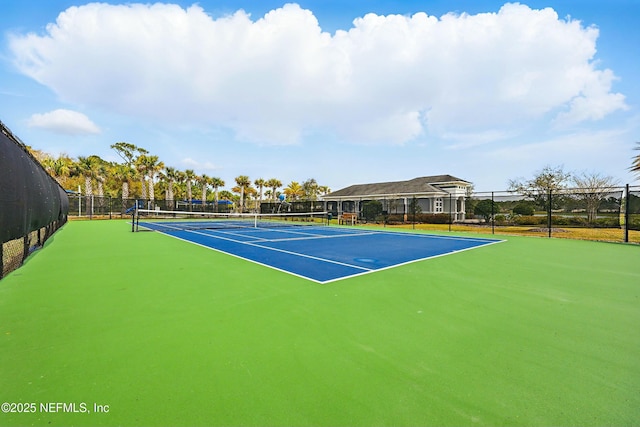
135;209;503;283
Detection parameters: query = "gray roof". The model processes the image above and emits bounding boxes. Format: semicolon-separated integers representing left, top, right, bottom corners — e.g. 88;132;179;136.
325;175;470;198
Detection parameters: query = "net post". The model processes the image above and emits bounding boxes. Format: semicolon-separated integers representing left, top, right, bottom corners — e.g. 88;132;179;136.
132;203;139;232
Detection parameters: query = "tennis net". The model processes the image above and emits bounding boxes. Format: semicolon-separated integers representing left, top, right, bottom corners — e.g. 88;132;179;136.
133;209;330;232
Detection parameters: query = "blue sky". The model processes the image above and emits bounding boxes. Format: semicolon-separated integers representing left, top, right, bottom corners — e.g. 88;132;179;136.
1;0;639;192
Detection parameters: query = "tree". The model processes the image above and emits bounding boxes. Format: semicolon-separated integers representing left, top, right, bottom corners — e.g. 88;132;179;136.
254;178;266;205
631;142;640;176
76;156;100;199
136;154;163;204
512;202;535;216
508;165;573;209
572;171;620;223
184;169;196;209
301;178;319;201
266;178;282;202
284;181;303;201
474;199;497;221
210;177;225;211
318;185;331;197
111;163;134;210
41;154;73;187
112;142;147;201
111;142;139;165
234;175;252;212
163;167;178;209
198;174;211;209
89;155;107;200
134;153;149;200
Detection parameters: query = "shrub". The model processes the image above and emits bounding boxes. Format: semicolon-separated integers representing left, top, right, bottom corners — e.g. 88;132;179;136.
594;217;620;228
513;215;546;226
362;200;383;221
512;203;535;216
414;213;450;224
567;216;588;226
494;214;507;226
387;214;404;224
551;216;570;226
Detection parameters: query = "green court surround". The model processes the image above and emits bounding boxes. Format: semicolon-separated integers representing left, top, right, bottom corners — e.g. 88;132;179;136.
1;220;638;426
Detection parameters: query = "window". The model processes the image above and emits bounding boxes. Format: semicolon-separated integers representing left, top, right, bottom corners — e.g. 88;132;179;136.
435;198;443;213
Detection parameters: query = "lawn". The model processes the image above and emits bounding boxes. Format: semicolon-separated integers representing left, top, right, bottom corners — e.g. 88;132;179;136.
0;219;639;426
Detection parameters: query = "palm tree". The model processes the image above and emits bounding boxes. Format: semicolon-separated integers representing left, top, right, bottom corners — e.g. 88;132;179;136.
284;181;303;201
134;155;149;200
255;178;266;205
164;167;179;210
42;154;73;187
234;175;252;212
198;174;211;211
76;156;102;216
89;155;107;199
632;142;640;175
318;185;331;197
184;169;196;210
112;163;135;211
144;155;164;205
266;178;282;202
210;177;225;212
173;170;187;206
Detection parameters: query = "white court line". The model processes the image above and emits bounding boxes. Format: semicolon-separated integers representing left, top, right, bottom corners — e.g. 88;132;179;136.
140;221;504;283
320;239;505;284
252;231;381;243
189;229;373;272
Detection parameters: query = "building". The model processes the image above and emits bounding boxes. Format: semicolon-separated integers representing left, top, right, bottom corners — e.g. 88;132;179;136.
323;175;471;221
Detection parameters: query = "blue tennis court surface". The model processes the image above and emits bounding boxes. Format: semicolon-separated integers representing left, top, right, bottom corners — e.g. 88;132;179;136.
140;222;503;283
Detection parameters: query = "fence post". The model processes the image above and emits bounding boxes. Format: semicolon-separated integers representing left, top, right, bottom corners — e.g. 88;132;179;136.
625;184;630;243
491;192;495;235
449;193;452;232
412;196;416;230
547;189;552;238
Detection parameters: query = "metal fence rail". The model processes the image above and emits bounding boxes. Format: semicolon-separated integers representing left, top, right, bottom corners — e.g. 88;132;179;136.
66;185;640;244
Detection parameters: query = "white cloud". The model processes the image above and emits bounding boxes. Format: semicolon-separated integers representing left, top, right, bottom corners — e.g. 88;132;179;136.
9;2;627;145
181;157;218;172
553;69;628;127
27;109;101;135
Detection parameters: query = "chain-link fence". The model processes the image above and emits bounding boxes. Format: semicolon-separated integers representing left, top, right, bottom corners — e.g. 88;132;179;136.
66;195;234;218
260;201;326;214
65;186;640;244
307;186;640;244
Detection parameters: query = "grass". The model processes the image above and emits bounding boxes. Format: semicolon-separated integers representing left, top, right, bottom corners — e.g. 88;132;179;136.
379;222;640;243
0;219;639;426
